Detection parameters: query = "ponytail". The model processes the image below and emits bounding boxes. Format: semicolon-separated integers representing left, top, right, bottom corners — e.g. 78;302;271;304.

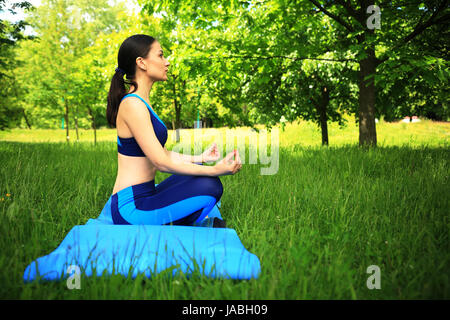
107;71;127;127
106;34;156;128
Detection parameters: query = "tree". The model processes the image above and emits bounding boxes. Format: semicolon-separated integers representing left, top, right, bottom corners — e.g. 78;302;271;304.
143;0;449;147
73;12;146;144
13;0;125;140
306;0;449;145
375;6;449;121
296;58;357;145
0;0;35;130
141;0;359;146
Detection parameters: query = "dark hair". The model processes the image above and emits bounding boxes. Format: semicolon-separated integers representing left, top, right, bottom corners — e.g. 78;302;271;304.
106;34;157;127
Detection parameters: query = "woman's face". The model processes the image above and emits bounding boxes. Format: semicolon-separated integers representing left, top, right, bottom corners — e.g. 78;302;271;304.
137;41;170;81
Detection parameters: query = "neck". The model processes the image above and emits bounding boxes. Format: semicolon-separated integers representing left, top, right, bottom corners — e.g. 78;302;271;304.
128;75;154;98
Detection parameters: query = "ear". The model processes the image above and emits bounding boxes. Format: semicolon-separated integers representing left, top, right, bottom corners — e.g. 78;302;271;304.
136;57;147;71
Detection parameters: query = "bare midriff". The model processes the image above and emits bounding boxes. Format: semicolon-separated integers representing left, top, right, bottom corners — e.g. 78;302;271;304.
111;96;158;195
112;154;157;195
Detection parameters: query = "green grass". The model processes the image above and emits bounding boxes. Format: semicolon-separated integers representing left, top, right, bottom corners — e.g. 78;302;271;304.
0;118;449;299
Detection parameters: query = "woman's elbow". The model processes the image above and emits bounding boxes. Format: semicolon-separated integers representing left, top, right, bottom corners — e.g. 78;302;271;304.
151;155;171;173
156;163;170;173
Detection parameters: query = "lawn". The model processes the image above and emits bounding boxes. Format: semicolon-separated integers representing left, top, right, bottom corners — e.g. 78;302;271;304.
0;117;448;299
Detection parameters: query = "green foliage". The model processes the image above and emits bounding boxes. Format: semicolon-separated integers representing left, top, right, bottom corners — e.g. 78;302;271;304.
0;0;35;130
1;0;448;145
11;0;127;130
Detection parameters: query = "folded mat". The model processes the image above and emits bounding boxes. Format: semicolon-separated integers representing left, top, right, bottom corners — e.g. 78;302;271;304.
23;188;261;282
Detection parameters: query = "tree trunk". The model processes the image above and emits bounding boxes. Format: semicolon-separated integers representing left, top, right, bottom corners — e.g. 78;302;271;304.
64;99;69;142
314;86;330;146
87;106;97;145
175;107;181;130
22;108;31;129
319;87;329;146
358;47;377;147
202;117;213;128
75;115;79;142
172;82;181;143
93;121;97;145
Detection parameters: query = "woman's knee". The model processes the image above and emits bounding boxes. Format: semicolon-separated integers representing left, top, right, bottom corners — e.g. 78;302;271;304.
213;176;223;200
197;176;223;201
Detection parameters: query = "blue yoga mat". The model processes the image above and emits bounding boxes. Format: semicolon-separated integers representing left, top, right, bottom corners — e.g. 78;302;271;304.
23;188;261;282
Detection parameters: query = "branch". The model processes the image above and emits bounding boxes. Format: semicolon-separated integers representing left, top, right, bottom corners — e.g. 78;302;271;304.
401;0;448;45
196;54;358;63
431;12;450;26
379;0;449;63
310;96;319;107
335;0;365;26
308;0;355;32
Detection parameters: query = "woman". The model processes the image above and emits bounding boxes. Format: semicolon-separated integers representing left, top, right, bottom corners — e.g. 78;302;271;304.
106;34;241;228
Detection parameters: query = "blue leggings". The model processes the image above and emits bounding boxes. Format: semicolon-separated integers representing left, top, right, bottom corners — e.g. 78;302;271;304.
111;167;223;225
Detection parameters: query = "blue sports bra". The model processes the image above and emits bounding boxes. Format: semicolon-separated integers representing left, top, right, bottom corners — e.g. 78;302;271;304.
117;93;168;157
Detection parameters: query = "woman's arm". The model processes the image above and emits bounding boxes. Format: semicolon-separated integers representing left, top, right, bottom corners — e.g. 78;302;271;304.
165;148;203;164
121;98;215;176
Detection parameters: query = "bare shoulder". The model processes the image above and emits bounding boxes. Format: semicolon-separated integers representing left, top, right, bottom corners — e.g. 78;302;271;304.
119;96;148;112
119;96;150;121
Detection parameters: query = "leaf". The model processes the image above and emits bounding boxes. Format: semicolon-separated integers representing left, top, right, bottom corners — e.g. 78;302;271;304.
437;68;446;82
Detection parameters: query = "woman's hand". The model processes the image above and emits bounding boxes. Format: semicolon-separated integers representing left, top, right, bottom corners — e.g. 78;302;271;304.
213;149;242;176
201;143;220;163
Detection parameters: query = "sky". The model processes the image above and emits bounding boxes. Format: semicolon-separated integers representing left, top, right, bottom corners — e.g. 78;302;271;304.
0;0;142;36
0;0;42;23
